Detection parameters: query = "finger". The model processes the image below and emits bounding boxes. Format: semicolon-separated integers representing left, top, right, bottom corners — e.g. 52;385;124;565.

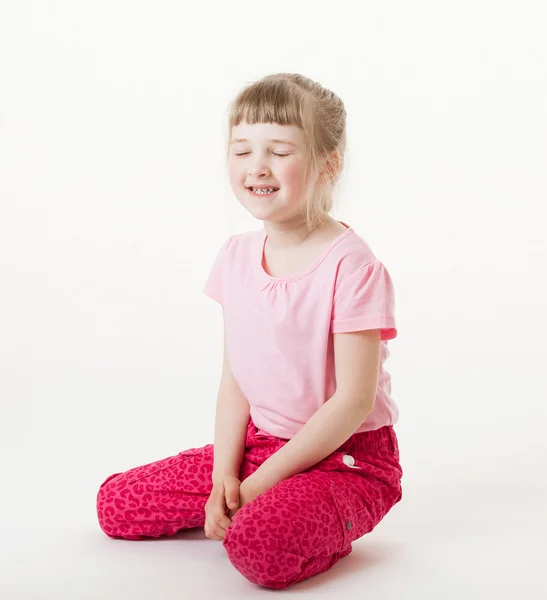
210;513;230;531
216;514;232;529
227;507;239;520
205;522;226;541
223;479;240;511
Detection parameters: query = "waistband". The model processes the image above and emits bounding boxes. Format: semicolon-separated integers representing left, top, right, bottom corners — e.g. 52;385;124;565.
339;424;397;454
248;417;398;455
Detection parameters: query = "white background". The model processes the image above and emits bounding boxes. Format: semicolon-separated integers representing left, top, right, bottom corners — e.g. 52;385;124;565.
1;1;546;598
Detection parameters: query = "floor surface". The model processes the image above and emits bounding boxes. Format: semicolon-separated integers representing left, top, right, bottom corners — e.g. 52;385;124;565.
1;475;544;599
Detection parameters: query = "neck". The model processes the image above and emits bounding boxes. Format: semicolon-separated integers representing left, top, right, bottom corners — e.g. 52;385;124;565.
263;215;334;250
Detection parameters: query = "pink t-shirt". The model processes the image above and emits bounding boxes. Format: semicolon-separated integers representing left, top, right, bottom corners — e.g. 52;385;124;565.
203;222;399;439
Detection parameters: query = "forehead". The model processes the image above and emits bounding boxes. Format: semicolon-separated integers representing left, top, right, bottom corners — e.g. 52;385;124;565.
230;121;305;146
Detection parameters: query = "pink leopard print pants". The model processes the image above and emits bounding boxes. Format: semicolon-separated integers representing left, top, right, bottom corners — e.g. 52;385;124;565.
96;417;403;589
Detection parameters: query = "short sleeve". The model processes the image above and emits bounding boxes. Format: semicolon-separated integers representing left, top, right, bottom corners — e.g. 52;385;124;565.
202;236;234;305
331;259;397;340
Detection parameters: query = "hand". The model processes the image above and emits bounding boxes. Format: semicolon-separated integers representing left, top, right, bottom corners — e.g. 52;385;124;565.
227;475;265;519
204;475;241;541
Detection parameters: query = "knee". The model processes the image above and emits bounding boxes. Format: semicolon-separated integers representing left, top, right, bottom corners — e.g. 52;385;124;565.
221;500;305;589
96;472;141;539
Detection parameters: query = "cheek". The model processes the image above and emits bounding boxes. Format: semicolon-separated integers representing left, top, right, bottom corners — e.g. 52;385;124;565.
280;161;306;187
228;164;244;187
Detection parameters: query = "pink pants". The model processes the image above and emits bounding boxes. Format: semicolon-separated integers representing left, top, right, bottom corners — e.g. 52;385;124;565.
96;417;403;589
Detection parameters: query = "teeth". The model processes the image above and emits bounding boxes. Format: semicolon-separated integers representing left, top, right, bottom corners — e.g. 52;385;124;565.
251;187;277;194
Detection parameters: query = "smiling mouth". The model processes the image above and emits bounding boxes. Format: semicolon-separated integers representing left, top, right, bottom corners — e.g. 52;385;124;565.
247;187;280;196
247;188;279;198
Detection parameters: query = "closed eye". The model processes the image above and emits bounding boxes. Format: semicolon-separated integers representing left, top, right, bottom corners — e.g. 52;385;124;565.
234;152;290;157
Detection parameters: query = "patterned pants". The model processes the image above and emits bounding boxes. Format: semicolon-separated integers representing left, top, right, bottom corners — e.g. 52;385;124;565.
96;417;403;589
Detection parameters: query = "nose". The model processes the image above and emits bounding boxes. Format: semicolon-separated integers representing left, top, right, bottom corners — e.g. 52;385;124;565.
247;156;272;178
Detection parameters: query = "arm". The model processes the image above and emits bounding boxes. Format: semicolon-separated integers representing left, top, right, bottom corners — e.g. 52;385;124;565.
247;329;382;492
211;313;251;486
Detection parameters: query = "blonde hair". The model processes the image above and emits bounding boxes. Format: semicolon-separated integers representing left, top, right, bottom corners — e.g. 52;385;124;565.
225;73;347;232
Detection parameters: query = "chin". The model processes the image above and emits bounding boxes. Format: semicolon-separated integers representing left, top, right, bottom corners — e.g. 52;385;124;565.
239;199;274;217
247;207;277;221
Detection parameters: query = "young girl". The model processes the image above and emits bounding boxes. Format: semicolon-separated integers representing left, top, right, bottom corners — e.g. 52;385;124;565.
96;73;403;590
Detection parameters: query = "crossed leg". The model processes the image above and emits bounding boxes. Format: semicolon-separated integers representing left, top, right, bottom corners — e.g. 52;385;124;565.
97;431;401;589
222;467;400;589
96;445;215;540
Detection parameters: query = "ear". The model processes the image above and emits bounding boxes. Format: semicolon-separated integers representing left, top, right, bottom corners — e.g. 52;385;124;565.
320;150;341;184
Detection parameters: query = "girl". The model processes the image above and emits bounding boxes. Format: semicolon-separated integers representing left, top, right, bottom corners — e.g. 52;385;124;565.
96;73;403;590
